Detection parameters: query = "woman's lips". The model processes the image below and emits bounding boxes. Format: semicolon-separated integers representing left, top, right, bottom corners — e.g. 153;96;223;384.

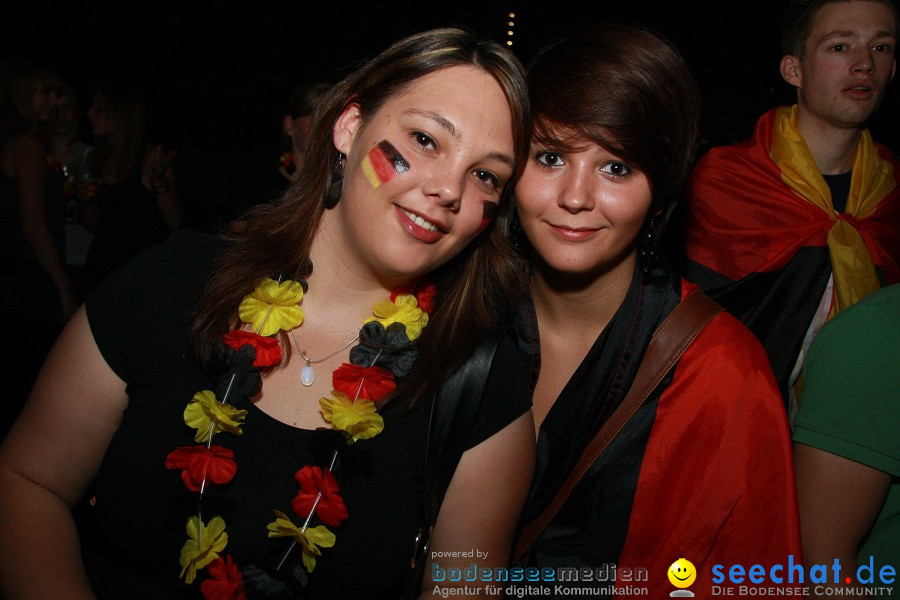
395;205;446;243
548;223;600;241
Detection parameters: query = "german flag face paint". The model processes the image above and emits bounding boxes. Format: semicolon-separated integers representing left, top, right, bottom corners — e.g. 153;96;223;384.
480;201;499;231
361;140;410;188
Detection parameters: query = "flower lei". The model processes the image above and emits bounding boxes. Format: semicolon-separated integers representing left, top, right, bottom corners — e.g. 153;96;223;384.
165;276;435;598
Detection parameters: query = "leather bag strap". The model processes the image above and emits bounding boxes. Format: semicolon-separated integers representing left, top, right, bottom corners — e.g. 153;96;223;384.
511;291;724;564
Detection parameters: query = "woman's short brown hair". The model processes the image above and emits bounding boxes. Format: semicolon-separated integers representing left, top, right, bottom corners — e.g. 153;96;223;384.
527;23;701;218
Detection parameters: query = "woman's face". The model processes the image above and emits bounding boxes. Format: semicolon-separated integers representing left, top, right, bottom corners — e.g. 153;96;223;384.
515;131;652;277
52;94;76;135
32;82;58;123
86;93;110;137
330;64;515;281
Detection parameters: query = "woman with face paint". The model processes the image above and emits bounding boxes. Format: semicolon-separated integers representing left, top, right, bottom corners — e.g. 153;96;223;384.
0;29;534;599
511;24;802;596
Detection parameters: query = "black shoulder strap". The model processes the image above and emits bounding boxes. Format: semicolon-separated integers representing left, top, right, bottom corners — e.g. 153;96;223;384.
401;326;513;597
423;328;511;504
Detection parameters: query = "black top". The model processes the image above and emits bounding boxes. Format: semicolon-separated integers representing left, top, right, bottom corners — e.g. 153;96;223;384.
82;229;529;599
513;260;680;594
823;171;852;214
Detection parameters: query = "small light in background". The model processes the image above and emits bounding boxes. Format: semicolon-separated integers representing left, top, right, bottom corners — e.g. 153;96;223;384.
505;8;516;48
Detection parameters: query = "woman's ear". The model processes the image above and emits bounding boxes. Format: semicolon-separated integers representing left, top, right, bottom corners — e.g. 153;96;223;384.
333;103;362;155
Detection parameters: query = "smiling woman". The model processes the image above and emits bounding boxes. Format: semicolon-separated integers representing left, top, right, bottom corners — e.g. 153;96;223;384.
509;23;803;598
328;64;515;278
0;28;535;600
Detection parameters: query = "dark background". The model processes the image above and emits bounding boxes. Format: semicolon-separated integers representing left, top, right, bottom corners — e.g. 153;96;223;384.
4;0;898;226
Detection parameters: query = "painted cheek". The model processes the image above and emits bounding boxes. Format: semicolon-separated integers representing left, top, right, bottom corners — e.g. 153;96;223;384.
361;140;410;188
479;201;499;231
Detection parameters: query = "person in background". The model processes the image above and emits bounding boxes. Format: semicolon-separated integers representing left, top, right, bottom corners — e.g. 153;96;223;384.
0;56;72;437
279;82;331;182
47;83;94;274
0;56;74;322
80;82;182;292
682;0;899;417
793;283;899;598
228;82;332;233
507;24;801;598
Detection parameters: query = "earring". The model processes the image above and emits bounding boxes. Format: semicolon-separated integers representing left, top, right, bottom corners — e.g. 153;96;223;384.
639;216;659;272
324;152;345;209
508;203;530;253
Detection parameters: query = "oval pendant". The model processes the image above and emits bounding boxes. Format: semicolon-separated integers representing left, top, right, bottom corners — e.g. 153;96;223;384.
300;363;315;387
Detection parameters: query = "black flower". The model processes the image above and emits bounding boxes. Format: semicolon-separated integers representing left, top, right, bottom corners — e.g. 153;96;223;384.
349;322;418;378
210;341;262;404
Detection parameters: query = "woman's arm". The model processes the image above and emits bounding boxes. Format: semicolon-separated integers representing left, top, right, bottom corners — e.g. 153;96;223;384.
14;133;78;320
419;411;535;599
0;307;128;599
794;443;891;600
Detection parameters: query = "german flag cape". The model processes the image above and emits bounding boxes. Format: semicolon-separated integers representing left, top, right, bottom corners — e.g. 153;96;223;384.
683;106;900;402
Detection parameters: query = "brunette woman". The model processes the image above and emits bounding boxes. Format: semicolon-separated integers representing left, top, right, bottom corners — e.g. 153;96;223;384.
510;25;802;597
0;28;533;599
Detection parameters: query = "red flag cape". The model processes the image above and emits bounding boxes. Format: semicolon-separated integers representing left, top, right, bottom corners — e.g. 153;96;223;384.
684;108;900;284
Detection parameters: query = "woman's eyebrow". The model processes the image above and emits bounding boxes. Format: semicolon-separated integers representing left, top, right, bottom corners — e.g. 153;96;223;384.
405;108;514;168
406;109;458;138
485;151;514;169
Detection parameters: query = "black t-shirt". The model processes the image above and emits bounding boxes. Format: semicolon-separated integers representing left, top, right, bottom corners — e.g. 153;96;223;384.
83;228;529;599
823;171;852;213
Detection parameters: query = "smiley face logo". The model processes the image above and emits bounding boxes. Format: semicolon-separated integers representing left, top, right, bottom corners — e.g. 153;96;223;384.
668;558;696;589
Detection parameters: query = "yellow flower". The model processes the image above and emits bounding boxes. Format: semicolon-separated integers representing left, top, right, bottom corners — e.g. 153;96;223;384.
184;390;248;442
267;510;336;572
319;391;385;442
238;278;304;336
179;515;228;584
366;294;428;341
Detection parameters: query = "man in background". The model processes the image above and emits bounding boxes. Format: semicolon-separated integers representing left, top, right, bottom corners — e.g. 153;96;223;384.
682;0;899;417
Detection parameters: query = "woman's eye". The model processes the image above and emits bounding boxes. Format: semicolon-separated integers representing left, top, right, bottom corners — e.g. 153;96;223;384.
413;131;436;150
831;43;846;52
601;161;632;177
536;152;564;167
874;43;892;53
474;169;501;190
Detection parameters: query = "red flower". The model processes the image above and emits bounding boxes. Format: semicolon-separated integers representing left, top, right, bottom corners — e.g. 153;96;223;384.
223;330;282;368
165;445;237;492
391;280;437;314
292;465;348;527
332;363;396;402
200;555;247;600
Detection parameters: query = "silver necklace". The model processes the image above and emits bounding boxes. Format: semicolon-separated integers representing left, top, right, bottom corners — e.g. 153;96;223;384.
288;329;360;387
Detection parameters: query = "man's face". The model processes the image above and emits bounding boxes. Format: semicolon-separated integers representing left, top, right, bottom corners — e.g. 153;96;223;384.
782;1;897;130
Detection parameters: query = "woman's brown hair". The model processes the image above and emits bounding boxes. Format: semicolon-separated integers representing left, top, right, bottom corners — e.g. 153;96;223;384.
191;27;531;409
90;83;147;182
527;23;701;219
